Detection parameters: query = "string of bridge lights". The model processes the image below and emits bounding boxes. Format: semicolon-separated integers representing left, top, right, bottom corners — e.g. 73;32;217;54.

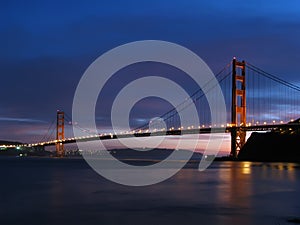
0;118;298;149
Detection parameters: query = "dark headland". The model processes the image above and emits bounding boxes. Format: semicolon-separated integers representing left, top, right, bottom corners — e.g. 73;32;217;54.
238;131;300;162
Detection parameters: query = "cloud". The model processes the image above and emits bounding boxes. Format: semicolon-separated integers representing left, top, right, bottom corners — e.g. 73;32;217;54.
0;117;47;123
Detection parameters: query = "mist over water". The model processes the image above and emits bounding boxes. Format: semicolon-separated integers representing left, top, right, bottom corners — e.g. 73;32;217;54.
0;157;299;225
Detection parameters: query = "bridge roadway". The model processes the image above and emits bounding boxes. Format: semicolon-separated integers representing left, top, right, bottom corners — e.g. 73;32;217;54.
26;123;300;147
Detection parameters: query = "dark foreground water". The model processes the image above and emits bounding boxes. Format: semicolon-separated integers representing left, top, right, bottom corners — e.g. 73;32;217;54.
0;157;299;225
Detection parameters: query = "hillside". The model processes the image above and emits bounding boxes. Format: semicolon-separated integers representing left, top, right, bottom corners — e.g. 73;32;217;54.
238;132;300;162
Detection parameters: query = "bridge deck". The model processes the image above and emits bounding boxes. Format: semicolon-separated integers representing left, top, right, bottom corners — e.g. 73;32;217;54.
22;123;299;147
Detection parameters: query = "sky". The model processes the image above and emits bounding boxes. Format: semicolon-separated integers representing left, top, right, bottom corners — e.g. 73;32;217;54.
1;0;300;153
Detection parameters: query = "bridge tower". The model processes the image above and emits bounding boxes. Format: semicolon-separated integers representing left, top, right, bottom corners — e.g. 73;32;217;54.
230;58;246;158
56;110;65;157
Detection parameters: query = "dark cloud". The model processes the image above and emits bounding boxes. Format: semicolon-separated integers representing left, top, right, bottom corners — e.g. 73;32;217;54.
0;117;46;123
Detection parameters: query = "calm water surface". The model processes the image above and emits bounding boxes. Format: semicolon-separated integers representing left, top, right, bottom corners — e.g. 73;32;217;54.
0;157;299;225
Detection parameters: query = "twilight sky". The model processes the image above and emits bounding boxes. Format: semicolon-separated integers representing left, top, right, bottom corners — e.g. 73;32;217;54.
1;0;300;147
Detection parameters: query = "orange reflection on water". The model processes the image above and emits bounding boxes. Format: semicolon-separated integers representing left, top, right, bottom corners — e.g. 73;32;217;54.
260;162;296;182
215;162;252;207
215;161;297;208
242;162;251;175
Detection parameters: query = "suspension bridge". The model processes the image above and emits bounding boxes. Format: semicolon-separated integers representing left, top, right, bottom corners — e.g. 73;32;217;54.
2;58;300;158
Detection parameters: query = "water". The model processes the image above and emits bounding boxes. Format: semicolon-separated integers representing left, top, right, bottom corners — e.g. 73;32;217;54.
0;157;299;225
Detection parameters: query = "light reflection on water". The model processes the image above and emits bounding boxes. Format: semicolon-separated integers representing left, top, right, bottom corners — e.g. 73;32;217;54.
0;158;299;225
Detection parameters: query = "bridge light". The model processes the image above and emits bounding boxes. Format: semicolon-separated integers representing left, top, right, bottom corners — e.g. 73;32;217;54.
221;124;225;128
202;125;205;128
263;122;267;125
272;120;276;124
291;119;294;122
280;121;284;124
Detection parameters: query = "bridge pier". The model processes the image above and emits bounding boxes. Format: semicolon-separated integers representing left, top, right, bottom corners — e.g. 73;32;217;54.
230;58;246;158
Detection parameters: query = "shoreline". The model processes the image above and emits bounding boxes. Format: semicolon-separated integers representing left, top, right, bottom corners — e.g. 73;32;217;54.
2;156;299;164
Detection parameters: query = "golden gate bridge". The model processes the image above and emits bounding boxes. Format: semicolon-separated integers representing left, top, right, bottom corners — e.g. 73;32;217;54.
2;58;300;158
